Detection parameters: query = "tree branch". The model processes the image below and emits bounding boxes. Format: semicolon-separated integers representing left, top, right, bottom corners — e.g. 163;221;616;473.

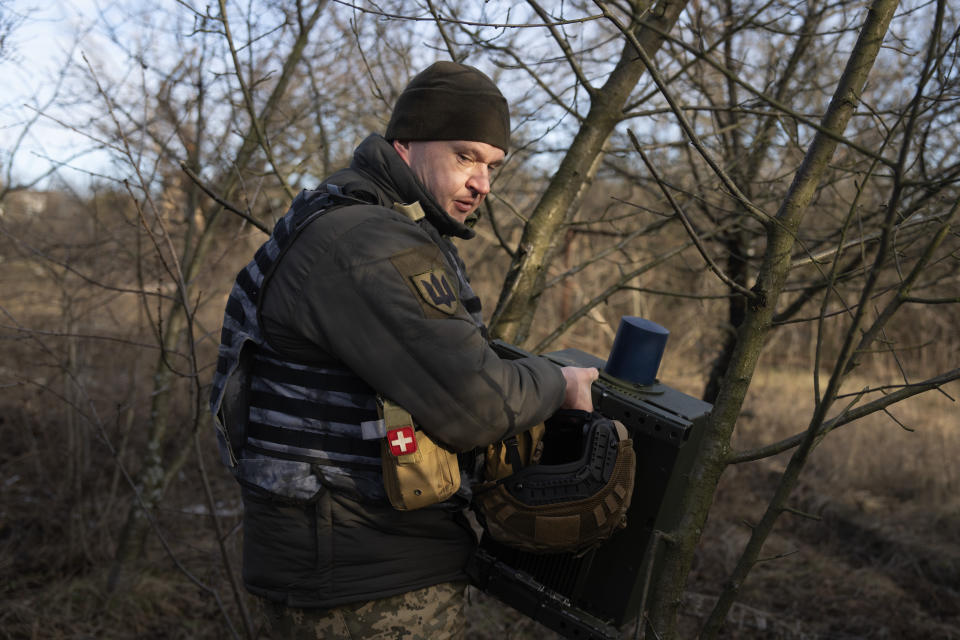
217;0;296;201
729;368;960;464
179;161;270;234
595;0;770;226
628;129;757;298
526;0;597;95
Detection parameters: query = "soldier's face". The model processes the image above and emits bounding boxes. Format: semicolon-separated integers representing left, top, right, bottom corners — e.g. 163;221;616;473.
393;140;505;223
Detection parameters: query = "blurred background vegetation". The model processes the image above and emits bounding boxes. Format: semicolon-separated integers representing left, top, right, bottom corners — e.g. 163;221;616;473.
0;0;957;637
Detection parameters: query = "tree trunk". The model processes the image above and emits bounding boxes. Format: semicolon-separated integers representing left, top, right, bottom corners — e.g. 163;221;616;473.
644;0;901;635
489;0;690;346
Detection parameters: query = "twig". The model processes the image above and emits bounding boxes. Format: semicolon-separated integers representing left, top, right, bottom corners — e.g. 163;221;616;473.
756;549;800;563
532;240;694;353
593;0;770;226
482;200;517;259
728;367;960;464
543;214;674;290
781;506;821;521
526;0;596;94
630;11;898;169
332;1;606;28
217;0;296;201
475;40;584;122
179;161;270;234
423;0;460;61
628;129;756;299
789;212;939;268
882;408;915;432
636;529;674;640
195;431;254;639
621;286;736;300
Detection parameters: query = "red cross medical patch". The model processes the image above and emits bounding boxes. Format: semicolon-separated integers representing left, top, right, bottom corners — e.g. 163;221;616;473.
387;426;418;457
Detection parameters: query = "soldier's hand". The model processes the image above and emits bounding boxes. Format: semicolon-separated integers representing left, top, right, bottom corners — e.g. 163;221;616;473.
560;366;599;412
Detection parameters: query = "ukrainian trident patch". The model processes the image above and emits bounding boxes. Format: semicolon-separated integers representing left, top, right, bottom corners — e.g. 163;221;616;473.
410;268;458;315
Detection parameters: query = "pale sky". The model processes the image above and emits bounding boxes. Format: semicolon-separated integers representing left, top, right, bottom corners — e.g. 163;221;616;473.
2;0;117;188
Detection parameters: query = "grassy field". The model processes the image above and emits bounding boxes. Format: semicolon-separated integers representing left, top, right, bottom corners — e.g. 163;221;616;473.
685;371;960;639
2;366;956;639
1;203;957;638
464;370;960;639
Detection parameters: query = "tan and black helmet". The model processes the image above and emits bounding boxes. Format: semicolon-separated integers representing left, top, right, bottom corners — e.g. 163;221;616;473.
475;410;636;555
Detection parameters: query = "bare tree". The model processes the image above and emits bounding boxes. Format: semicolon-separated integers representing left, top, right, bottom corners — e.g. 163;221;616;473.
99;0;332;600
0;0;23;63
581;0;960;635
2;0;958;637
432;0;958;635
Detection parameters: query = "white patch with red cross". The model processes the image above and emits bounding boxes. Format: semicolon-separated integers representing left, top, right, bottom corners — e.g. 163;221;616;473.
387;426;417;456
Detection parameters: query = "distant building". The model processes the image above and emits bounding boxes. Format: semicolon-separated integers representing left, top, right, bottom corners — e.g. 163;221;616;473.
0;189;49;218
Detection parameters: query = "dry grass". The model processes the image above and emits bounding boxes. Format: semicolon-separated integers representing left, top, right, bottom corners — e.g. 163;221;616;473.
3;201;958;638
683;369;960;639
3;309;957;639
734;368;959;502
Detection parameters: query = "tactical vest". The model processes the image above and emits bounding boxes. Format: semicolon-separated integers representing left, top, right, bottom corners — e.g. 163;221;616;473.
210;187;485;503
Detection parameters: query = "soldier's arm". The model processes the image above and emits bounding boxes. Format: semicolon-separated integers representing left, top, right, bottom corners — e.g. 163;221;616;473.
292;209;567;451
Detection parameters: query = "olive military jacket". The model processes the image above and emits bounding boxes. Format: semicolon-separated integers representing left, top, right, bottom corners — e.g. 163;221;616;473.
241;134;566;607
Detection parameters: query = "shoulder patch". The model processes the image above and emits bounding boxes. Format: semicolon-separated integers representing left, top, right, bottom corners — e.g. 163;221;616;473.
410;268;458;315
389;245;460;318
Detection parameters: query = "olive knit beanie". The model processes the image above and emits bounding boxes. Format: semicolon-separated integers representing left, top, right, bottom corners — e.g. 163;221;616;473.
385;61;510;153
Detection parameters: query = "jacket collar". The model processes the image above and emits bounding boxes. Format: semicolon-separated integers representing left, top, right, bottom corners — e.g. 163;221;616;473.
349;134;476;240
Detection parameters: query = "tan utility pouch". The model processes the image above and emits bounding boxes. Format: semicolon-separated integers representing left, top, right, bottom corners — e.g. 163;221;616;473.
484;423;546;482
379;398;460;511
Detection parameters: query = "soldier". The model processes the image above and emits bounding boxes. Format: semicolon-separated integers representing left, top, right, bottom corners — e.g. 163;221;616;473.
211;61;598;639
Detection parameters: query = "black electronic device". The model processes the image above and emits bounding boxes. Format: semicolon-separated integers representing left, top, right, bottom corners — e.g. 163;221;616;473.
468;341;713;639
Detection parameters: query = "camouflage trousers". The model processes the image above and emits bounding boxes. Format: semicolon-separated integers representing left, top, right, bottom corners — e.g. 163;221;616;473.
256;581;467;639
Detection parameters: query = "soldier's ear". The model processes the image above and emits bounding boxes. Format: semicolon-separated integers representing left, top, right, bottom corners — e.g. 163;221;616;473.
392;140;411;164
